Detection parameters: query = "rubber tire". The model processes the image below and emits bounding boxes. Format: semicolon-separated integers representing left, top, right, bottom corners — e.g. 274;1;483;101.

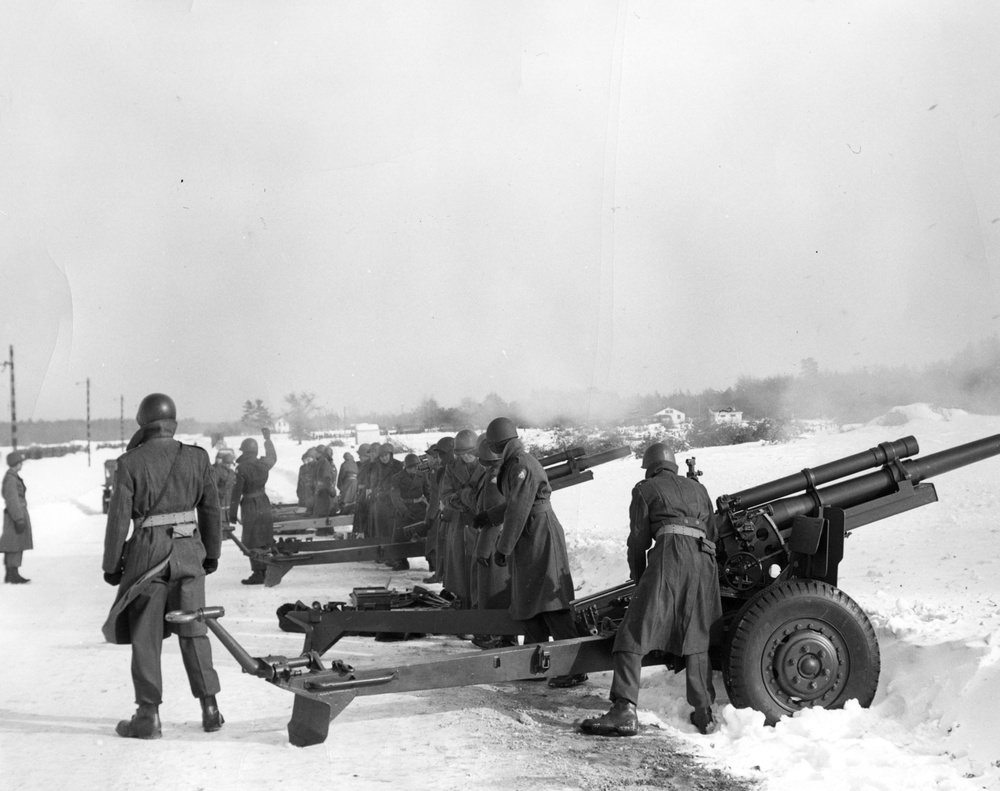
723;580;880;724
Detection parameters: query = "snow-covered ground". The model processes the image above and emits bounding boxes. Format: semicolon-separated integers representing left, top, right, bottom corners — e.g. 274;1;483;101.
2;404;999;790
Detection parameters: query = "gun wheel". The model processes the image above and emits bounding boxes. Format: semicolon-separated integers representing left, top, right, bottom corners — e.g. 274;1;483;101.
723;580;880;724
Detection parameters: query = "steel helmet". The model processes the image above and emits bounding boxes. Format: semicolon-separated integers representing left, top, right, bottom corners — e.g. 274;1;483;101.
343;452;354;461
437;436;455;454
379;442;395;455
476;434;499;463
240;438;258;455
136;393;176;426
641;443;677;470
485;417;518;447
358;443;370;456
453;429;478;454
404;453;420;468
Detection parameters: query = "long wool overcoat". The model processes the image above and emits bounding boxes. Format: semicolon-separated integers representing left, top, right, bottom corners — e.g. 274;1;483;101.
472;461;510;610
228;439;277;549
439;455;482;605
494;438;575;621
1;466;33;553
612;466;723;657
102;420;222;644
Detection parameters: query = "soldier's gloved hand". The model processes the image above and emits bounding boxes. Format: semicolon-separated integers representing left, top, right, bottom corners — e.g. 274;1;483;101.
104;570;123;586
203;558;219;575
262;427;271;440
13;519;27;535
494;552;507;567
477;555;491;568
472;511;491;530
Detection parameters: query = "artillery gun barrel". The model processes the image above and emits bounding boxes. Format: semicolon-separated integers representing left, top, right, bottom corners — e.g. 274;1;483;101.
763;434;1000;528
719;436;919;512
545;446;632;481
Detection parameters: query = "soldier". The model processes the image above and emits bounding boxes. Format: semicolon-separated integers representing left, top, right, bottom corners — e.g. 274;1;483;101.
580;443;722;737
336;451;358;514
228;427;277;585
388;453;430;571
416;442;443;582
312;445;336;518
432;436;456;584
470;434;514;649
478;417;585;687
296;448;318;511
101;393;223;739
351;443;372;535
371;443;403;543
439;429;483;609
212;449;236;517
2;450;32;584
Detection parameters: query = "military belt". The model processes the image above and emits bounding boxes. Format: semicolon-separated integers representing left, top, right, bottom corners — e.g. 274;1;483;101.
402;496;427;504
653;523;716;555
139;509;198;538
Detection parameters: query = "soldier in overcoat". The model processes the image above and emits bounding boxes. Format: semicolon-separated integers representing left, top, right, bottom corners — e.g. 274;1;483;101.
336;451;358;514
312;445;336;518
432;436;455;581
101;393;223;739
469;435;515;649
212;449;236;516
371;443;403;542
581;442;722;737
439;429;482;608
351;444;372;534
228;428;277;585
296;448;318;511
2;450;32;583
483;418;583;687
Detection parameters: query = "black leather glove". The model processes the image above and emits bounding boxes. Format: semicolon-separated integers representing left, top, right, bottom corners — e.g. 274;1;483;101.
203;558;219;575
476;555;491;568
472;511;491;530
104;570;123;586
13;520;26;535
262;427;271;440
495;552;507;567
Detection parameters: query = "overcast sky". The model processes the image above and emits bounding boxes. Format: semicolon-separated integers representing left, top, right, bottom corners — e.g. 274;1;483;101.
2;0;999;423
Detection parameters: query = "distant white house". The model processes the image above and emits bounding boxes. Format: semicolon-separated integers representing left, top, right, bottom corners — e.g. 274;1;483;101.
354;423;381;446
712;407;744;425
654;407;686;426
273;417;290;434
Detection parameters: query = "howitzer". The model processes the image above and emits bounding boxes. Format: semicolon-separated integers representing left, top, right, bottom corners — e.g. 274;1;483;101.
235;446;632;587
182;433;1000;746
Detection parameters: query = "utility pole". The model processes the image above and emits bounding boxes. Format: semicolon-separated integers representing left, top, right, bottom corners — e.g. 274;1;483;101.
1;345;15;450
120;395;124;449
86;377;91;467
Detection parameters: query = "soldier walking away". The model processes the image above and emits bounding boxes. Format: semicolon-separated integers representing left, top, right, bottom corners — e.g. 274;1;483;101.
580;443;722;738
477;417;585;687
229;427;277;585
101;393;224;739
2;450;33;583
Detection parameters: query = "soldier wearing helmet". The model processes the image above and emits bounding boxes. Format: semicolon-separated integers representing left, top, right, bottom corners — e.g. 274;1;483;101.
370;442;403;546
437;429;484;608
469;434;515;649
336;451;359;514
388;453;431;570
477;417;583;686
352;444;373;534
228;426;277;585
312;445;337;518
417;442;444;582
2;449;32;583
101;393;224;739
296;448;319;511
581;442;721;738
212;448;237;516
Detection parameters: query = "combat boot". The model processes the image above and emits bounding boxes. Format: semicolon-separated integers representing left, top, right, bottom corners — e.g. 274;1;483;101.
548;673;588;688
116;703;162;739
241;570;265;585
6;568;29;584
690;707;717;735
201;695;224;732
580;699;639;737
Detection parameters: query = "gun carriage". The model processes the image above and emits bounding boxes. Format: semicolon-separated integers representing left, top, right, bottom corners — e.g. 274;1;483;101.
170;433;1000;746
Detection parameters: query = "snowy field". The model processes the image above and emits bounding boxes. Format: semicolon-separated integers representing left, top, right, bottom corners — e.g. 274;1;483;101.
2;403;999;791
